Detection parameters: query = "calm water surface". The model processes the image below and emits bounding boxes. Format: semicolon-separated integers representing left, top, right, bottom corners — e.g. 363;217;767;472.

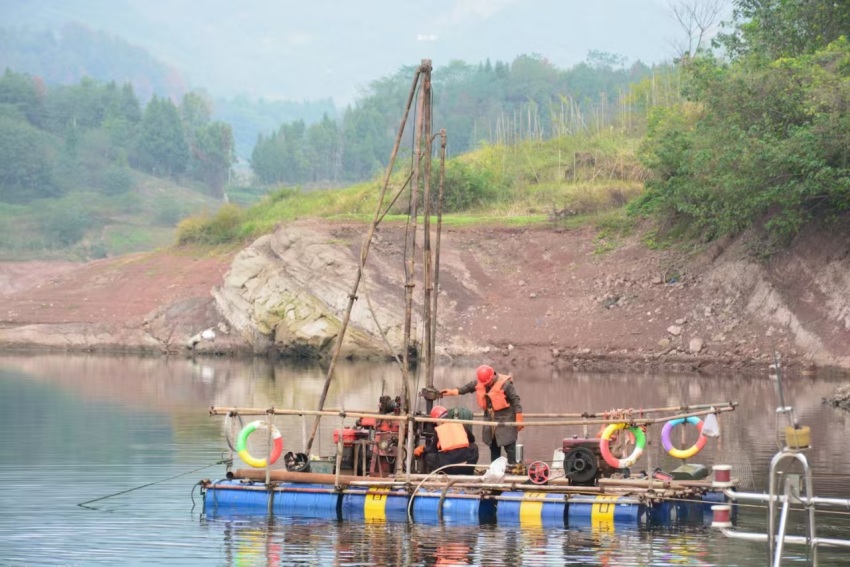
0;354;848;566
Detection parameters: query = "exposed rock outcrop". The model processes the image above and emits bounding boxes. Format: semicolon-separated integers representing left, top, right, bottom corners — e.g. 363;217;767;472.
824;384;850;412
212;222;480;359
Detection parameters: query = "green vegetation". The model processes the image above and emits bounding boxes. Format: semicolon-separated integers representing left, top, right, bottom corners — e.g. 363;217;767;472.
0;70;232;258
9;1;850;259
178;130;647;244
630;0;850;244
252;53;662;185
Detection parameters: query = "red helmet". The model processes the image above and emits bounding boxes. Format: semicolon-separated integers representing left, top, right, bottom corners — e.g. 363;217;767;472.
476;365;495;384
430;405;448;419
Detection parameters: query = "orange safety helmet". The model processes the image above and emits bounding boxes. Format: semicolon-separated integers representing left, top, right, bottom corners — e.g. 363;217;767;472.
430;405;448;419
476;364;495;384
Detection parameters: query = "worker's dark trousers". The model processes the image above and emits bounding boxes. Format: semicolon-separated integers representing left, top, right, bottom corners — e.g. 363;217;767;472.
489;439;517;464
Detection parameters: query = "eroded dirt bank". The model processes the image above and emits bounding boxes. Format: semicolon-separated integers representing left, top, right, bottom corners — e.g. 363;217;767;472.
0;218;848;376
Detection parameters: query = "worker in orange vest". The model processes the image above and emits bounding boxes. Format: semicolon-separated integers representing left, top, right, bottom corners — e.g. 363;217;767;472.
440;364;524;465
414;405;479;475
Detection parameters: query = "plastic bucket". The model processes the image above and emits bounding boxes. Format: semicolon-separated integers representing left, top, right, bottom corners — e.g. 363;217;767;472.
785;425;811;449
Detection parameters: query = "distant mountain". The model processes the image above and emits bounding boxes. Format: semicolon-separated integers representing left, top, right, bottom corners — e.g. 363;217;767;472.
2;0;681;104
0;23;337;158
0;23;186;101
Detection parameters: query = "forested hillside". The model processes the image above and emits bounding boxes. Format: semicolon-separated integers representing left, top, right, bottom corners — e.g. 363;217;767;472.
0;24;185;101
251;53;660;185
0;24;338;160
7;0;849;262
0;71;232;257
632;0;850;244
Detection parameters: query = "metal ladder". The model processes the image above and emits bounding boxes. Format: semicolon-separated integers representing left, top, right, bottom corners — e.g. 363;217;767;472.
712;360;850;565
767;446;817;566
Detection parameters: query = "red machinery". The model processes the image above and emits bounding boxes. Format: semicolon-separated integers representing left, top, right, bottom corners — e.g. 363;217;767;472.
337;395;401;476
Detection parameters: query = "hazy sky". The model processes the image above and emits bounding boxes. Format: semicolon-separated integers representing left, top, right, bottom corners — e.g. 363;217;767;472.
3;0;695;104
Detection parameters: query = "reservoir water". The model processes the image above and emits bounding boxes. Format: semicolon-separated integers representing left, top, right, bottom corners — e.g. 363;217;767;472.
1;354;848;566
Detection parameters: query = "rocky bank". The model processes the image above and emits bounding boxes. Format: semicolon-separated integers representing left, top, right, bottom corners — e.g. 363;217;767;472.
1;217;849;376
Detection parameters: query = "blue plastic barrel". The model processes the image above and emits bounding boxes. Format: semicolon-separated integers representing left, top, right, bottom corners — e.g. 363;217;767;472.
642;500;700;526
341;486;410;522
566;494;641;528
411;488;495;525
496;491;566;527
203;480;272;515
273;483;340;519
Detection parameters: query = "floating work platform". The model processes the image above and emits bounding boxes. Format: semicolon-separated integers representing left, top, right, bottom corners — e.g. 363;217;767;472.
201;470;728;528
203;401;738;528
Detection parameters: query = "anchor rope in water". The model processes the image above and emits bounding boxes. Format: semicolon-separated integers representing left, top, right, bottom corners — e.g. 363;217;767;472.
77;458;231;509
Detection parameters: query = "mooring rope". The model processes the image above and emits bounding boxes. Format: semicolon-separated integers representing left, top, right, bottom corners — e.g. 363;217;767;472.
77;458;230;509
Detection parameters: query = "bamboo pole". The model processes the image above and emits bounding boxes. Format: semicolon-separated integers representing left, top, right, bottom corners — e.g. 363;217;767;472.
219;471;705;499
421;64;434;407
304;65;424;456
213;402;735;419
396;60;431;480
211;405;735;428
429;129;447;391
401;60;429;415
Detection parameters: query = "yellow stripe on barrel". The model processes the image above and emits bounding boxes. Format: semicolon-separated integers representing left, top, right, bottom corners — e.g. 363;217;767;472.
363;487;390;521
519;491;547;527
591;495;619;528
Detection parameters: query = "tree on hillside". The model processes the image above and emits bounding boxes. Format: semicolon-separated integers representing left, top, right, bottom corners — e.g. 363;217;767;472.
0;69;45;126
0;114;58;203
633;1;850;241
306;114;341;184
716;0;850;60
105;82;142;124
341;104;385;181
180;92;213;134
135;95;188;177
191;121;235;197
668;0;728;59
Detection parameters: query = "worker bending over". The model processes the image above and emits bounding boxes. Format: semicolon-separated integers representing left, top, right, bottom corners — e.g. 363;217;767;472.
440;364;523;465
414;405;479;475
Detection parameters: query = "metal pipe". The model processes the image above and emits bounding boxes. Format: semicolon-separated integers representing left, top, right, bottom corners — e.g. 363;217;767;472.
599;477;714;490
215;475;693;501
721;529;850;549
229;468;360;486
724;489;850;508
773;486;791;567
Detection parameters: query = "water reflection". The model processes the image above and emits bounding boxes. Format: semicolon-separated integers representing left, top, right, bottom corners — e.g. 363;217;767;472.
1;353;849;566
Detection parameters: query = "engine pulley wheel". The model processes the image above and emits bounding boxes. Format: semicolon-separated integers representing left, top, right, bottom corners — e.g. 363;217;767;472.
564;446;599;485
